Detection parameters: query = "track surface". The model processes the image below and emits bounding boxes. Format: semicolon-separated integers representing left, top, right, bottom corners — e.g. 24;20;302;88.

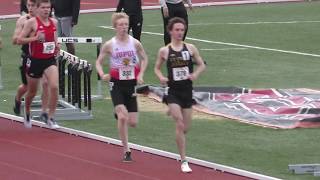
0;117;251;180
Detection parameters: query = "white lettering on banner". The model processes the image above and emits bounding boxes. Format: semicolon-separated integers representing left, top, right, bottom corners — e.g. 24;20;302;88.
58;37;103;43
119;67;135;80
61;38;79;43
173;67;189;81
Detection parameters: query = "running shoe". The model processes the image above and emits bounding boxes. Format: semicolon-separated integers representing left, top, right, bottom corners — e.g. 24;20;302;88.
24;113;32;128
13;97;21;115
47;118;60;129
39;112;48;123
123;151;133;162
181;160;192;173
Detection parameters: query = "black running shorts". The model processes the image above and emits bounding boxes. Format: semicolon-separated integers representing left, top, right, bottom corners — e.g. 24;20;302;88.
165;87;193;109
109;78;138;112
26;57;57;78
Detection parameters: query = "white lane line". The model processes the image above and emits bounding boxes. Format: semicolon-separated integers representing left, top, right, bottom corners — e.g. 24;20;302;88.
145;20;320;27
99;25;320;58
201;48;248;51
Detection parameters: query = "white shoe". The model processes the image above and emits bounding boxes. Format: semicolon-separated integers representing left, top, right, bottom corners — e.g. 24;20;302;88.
181;160;192;173
47;118;60;129
24;114;32;128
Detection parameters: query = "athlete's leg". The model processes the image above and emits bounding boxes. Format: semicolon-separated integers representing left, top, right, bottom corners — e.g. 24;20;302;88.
43;65;59;119
131;15;143;41
15;84;28;102
175;3;188;41
181;108;192;134
25;76;40;115
14;63;28;115
161;7;171;45
61;17;75;55
115;104;130;153
168;103;186;160
128;112;138;128
40;76;49;113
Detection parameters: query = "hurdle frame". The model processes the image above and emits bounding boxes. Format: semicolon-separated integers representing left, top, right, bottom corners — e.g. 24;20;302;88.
58;37;103;99
0;111;282;180
20;49;93;120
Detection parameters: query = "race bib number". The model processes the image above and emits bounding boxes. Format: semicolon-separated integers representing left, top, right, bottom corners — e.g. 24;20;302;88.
181;51;190;61
43;42;55;54
119;67;135;80
173;67;189;81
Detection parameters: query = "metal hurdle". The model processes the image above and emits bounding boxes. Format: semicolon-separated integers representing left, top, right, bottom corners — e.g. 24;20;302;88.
21;50;93;120
58;50;93;112
58;37;103;99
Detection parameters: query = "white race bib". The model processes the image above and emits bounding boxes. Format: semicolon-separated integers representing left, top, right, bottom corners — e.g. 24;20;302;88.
119;67;135;80
173;67;189;81
43;42;55;54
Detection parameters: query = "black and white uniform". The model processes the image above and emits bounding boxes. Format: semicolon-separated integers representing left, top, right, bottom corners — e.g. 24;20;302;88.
165;43;193;108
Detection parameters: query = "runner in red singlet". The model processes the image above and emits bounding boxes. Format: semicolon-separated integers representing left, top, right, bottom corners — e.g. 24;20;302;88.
12;0;49;120
18;0;60;129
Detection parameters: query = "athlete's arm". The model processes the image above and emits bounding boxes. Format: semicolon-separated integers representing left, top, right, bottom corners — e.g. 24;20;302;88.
52;18;60;55
159;0;169;17
183;0;193;10
154;47;169;85
17;18;37;45
95;41;111;82
187;44;206;81
12;16;25;45
135;40;148;84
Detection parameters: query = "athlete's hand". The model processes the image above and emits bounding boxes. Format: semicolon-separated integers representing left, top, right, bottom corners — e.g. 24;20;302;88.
30;33;39;42
188;4;194;12
101;74;111;82
188;73;198;81
137;74;144;85
37;31;45;42
54;43;61;56
159;76;169;85
162;7;169;18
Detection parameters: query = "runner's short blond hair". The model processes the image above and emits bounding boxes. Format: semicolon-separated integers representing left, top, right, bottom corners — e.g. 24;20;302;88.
111;12;129;28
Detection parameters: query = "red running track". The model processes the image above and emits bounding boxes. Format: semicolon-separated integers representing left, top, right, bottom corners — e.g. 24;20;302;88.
0;117;251;180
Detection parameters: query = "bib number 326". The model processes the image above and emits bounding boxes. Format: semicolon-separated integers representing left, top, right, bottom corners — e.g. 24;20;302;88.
119;67;135;80
173;67;189;81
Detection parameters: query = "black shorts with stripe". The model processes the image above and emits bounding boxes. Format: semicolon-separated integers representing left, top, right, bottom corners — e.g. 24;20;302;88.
109;78;138;112
26;57;56;78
